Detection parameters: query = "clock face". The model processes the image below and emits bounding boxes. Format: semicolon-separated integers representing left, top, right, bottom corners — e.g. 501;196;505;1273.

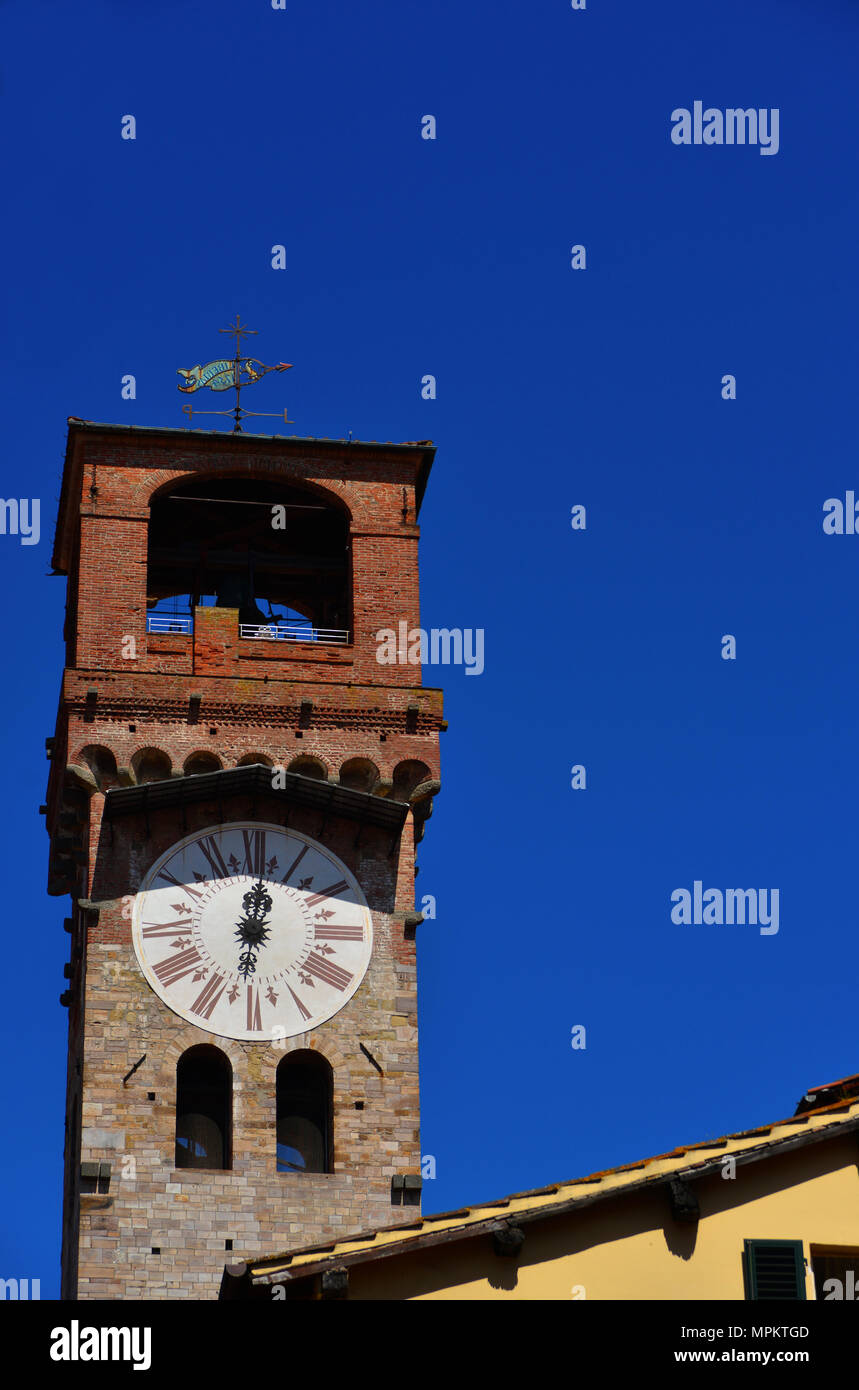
131;821;373;1041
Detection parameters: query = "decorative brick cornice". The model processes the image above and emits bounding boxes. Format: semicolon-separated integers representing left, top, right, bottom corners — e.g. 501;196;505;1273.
63;693;442;733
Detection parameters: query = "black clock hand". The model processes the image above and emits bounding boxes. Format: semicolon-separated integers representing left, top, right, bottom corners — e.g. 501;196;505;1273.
234;878;273;979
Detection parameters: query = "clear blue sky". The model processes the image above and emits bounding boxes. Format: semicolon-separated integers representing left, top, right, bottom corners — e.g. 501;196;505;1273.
3;0;858;1296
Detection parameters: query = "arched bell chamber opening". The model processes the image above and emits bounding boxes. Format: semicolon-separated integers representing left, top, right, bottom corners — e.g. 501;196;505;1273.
146;476;350;644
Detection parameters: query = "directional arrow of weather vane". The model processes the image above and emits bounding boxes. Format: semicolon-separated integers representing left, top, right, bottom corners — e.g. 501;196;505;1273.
177;315;293;432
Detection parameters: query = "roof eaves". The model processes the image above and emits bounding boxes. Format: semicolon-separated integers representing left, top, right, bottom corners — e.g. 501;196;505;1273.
233;1104;859;1291
60;418;437;531
102;764;409;833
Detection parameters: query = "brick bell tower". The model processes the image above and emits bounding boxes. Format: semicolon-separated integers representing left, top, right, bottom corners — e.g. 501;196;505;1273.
46;416;441;1300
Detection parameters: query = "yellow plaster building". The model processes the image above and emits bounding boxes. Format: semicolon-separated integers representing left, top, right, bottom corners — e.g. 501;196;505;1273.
221;1072;859;1301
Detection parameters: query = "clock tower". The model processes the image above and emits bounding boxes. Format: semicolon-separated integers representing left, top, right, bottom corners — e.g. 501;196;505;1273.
46;415;441;1300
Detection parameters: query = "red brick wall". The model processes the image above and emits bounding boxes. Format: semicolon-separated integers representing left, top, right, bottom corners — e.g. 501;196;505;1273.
65;432;428;685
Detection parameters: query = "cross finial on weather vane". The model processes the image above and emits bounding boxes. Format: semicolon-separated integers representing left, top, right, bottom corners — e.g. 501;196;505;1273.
219;312;257;356
177;317;293;432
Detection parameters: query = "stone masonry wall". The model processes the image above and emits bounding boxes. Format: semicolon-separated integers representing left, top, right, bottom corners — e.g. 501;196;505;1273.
74;793;421;1301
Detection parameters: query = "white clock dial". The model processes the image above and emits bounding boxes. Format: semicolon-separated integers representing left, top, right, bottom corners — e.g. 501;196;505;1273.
131;822;372;1041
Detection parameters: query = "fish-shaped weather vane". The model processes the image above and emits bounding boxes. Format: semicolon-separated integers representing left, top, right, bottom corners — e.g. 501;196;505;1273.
177;315;293;432
177;358;290;393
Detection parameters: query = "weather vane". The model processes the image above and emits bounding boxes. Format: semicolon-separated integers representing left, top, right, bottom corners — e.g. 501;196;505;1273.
177;315;293;432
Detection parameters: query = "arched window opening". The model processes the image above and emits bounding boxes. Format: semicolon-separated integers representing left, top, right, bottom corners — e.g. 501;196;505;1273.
175;1045;232;1171
184;751;222;777
339;757;379;793
391;759;431;803
132;748;172;785
236;753;273;768
287;756;327;782
79;745;118;789
276;1052;333;1174
146;477;350;641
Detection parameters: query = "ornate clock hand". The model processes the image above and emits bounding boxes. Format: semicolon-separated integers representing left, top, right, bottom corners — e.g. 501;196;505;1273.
234;878;273;979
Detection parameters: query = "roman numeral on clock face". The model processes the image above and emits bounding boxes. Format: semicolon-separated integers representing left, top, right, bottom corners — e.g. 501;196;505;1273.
314;923;363;941
246;984;263;1032
241;829;267;878
154;945;204;988
304;879;350;909
198;835;229;880
302;951;353;992
191;973;226;1020
142;918;193;938
281;843;309;884
287;984;312;1022
157;869;204;901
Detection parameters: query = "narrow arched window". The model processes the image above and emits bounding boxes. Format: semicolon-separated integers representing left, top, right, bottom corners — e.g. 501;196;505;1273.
175;1045;231;1170
276;1052;333;1174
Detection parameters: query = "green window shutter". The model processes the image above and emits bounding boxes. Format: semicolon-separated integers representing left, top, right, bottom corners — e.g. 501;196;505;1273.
744;1240;806;1300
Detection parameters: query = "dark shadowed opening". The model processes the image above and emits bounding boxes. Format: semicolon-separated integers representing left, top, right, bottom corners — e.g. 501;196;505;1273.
147;476;349;632
276;1052;333;1174
175;1045;232;1170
